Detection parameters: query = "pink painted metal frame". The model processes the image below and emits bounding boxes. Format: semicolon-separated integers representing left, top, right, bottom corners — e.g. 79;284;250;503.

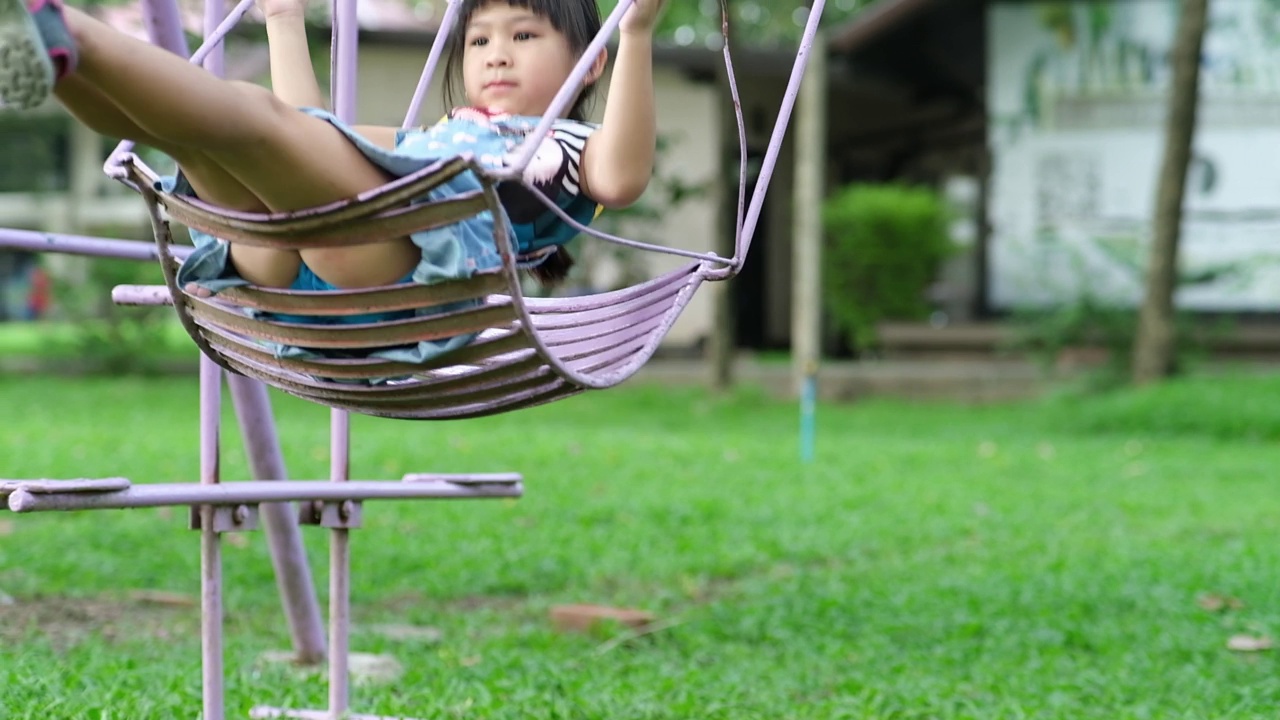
100;0;827;420
0;0;827;715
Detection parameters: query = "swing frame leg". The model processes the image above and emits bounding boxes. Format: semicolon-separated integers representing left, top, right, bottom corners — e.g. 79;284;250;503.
138;0;332;670
199;356;227;720
196;362;489;720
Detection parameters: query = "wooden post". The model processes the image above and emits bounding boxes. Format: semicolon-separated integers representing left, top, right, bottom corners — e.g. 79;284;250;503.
792;30;827;398
67;121;101;235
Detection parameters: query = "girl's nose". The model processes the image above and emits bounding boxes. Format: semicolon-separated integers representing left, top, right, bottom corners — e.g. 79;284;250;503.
486;40;512;67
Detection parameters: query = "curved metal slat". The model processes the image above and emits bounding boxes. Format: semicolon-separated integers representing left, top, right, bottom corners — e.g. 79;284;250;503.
146;155;474;236
225;350;550;402
528;278;686;332
558;316;665;363
216;272;507;316
574;340;652;375
170;191;489;249
523;263;699;313
226;359;574;420
189;300;518;349
206;336;428;380
573;337;655;376
202;328;533;381
552;319;659;363
392;381;579;421
538;301;670;347
287;371;556;410
520;268;708;391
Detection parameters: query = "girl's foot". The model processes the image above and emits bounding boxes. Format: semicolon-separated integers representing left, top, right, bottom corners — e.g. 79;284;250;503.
0;0;76;110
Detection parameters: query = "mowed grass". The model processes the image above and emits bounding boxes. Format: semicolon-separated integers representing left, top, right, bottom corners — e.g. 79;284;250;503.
2;372;1280;718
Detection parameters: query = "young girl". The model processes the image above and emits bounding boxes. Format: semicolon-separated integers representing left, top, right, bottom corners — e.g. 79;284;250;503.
0;0;664;363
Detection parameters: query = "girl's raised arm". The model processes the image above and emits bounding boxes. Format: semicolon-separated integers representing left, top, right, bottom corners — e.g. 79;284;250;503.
260;0;327;109
579;0;666;209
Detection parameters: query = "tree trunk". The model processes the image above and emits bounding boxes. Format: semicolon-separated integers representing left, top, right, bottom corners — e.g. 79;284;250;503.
708;1;737;391
1132;0;1209;384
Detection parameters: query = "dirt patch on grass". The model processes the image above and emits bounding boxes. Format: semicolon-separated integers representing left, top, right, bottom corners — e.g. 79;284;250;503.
0;595;198;650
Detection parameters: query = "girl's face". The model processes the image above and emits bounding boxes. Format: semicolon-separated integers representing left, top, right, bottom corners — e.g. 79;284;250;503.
462;3;580;116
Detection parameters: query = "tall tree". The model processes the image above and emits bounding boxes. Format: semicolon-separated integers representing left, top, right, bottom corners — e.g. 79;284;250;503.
1131;0;1209;384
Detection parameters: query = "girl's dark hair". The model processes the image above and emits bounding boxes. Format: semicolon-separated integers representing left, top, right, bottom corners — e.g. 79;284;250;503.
442;0;604;122
441;0;603;288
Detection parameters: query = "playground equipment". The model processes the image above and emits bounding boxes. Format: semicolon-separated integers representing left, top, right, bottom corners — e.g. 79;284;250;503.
0;0;827;716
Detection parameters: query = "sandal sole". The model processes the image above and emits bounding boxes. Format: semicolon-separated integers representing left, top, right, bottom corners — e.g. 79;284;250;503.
0;0;53;110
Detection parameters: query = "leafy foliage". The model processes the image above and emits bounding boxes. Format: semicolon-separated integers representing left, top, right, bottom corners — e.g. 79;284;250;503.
821;183;956;350
1005;236;1249;389
47;249;175;376
69;0;866;44
603;0;864;47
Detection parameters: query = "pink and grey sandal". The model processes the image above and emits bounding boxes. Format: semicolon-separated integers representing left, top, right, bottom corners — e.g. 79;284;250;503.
0;0;76;110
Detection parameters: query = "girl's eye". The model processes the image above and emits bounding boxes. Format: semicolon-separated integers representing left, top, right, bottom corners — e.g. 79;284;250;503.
469;36;488;47
514;31;535;41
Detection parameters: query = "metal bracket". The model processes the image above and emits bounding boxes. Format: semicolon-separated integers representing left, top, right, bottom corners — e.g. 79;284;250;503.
298;499;363;529
189;503;259;533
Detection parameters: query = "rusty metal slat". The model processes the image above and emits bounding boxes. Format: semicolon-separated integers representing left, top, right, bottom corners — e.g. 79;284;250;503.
171;192;488;249
215;272;507;316
190;301;518;349
159;156;473;236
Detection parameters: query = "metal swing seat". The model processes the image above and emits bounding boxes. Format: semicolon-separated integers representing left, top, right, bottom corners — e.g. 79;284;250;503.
107;0;824;421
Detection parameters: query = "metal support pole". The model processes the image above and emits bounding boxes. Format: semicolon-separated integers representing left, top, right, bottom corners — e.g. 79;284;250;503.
137;0;327;664
227;376;327;663
198;356;225;720
198;1;228;713
328;0;359;712
328;409;352;715
201;0;225;75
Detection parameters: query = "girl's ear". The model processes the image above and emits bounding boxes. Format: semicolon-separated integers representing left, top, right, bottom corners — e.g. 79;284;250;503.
584;48;609;86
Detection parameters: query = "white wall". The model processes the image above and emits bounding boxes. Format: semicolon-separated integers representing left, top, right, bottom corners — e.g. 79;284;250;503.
988;0;1280;312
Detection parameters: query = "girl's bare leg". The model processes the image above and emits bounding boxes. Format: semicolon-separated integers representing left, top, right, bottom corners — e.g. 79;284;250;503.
61;7;419;288
56;74;303;286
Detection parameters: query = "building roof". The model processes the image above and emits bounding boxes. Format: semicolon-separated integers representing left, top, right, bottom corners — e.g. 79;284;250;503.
825;0;983;107
93;0;444;39
829;0;949;54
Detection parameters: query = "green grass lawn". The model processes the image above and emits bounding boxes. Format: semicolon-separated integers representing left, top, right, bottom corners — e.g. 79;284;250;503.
0;319;195;360
2;372;1280;718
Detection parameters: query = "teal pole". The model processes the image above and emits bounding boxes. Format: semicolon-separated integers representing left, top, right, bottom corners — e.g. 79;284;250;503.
800;363;817;463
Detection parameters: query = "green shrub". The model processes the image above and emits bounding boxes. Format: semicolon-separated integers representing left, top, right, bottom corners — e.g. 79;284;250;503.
48;253;175;375
822;184;956;350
